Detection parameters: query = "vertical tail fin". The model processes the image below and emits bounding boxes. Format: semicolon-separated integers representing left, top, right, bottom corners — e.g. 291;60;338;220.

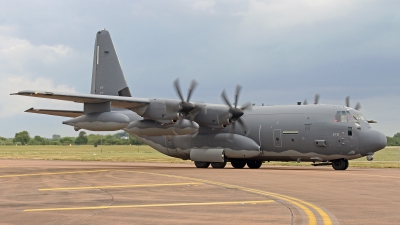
91;30;132;97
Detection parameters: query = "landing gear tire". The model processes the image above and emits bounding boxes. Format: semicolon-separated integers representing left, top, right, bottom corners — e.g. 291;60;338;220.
211;162;227;169
194;161;210;168
247;160;262;169
332;159;349;170
231;161;246;169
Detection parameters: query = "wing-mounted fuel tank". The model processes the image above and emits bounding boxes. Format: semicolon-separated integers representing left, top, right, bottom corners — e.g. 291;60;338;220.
125;119;199;136
63;102;130;131
63;111;130;131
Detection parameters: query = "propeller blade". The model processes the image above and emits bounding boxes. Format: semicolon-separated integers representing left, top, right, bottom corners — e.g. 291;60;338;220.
234;85;242;108
189;111;196;122
240;101;252;111
303;99;308;105
355;102;361;110
221;90;233;109
237;119;250;136
345;96;350;107
314;94;320;104
229;122;236;141
173;78;185;102
186;79;198;102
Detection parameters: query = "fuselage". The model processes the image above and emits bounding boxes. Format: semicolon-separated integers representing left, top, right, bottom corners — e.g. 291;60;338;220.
124;104;387;163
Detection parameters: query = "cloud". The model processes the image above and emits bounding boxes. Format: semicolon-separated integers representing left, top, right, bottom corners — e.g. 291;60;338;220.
192;0;216;13
0;34;74;75
0;76;78;118
0;31;80;118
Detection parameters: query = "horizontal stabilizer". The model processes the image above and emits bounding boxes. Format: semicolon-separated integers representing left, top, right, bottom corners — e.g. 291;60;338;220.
11;90;149;110
25;108;83;118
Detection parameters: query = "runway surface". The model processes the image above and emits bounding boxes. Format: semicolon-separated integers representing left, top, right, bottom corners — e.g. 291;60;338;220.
0;159;399;225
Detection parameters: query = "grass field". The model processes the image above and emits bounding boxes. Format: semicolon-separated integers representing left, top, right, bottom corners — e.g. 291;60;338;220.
0;145;399;168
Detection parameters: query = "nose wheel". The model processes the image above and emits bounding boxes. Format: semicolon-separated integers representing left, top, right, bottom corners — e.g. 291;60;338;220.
331;158;349;170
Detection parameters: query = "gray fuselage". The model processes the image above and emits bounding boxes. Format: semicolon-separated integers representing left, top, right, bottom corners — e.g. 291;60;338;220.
125;104;386;163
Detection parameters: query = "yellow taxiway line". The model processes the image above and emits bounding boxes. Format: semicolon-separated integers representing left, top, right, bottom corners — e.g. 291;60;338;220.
24;200;274;212
0;170;108;178
39;182;201;191
123;170;332;225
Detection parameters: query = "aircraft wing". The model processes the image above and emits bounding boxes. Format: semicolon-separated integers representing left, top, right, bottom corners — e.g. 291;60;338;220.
25;108;83;118
11;90;149;109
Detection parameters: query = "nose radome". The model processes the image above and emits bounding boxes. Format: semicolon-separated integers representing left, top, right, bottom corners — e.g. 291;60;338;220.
359;129;387;154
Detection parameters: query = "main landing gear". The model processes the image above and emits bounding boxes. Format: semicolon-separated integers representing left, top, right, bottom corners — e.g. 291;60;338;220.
194;161;210;168
331;158;349;170
193;160;263;169
246;160;262;169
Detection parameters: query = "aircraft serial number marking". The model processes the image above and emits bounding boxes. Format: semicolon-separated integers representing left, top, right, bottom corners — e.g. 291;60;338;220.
332;133;340;136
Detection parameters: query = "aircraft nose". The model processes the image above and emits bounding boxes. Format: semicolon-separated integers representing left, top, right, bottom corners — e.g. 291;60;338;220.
359;129;387;154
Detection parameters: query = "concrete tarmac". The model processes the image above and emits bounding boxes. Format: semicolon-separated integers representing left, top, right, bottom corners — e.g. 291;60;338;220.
0;159;399;225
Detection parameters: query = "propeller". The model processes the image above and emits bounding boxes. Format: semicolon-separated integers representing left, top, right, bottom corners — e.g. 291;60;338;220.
221;85;252;140
314;93;320;104
173;78;198;125
345;96;361;110
303;93;319;105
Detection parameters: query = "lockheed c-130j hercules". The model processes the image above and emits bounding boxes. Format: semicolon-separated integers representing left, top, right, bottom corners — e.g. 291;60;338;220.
12;30;387;170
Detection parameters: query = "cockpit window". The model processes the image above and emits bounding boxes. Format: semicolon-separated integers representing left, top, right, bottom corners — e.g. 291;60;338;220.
346;111;354;122
341;111;348;122
335;111;353;122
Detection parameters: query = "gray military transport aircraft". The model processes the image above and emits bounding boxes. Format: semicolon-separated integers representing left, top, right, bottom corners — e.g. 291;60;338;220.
12;30;387;170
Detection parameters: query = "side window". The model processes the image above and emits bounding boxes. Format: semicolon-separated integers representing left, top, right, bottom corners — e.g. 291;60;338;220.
348;127;353;136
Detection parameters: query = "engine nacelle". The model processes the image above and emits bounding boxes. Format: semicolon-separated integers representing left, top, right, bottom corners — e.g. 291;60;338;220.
141;99;181;122
125;119;199;136
63;112;130;131
193;104;232;128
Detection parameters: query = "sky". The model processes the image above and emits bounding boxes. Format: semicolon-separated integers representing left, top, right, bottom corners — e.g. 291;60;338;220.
0;0;399;138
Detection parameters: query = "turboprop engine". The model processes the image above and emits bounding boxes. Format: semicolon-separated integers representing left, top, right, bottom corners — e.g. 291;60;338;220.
63;112;130;131
125;119;199;136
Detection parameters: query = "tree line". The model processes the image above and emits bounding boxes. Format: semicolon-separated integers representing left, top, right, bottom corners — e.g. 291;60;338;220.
1;131;400;146
387;133;400;146
0;131;144;146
